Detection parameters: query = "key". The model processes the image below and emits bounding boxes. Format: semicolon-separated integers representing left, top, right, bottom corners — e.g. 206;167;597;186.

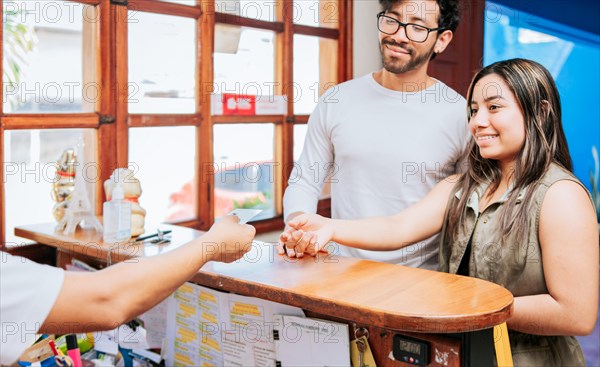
150;230;171;245
357;338;366;367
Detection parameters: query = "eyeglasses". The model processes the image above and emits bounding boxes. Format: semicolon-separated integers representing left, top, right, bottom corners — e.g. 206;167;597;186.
377;12;444;43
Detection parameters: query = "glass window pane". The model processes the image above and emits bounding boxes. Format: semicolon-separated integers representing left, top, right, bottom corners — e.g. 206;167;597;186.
214;26;275;97
128;12;196;114
293;35;338;115
128;127;197;226
293;124;329;199
215;0;276;22
160;0;196;5
213;124;276;220
3;1;97;113
4;129;97;246
293;0;339;29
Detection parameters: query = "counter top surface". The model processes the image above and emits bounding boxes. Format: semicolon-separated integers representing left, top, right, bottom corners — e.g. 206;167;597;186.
15;222;513;333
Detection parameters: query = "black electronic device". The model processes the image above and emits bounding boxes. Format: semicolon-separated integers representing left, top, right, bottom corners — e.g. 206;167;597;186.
392;334;430;366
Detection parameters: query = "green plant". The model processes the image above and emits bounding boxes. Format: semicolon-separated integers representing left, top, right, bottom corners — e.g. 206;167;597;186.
233;191;272;210
590;146;600;222
3;3;37;109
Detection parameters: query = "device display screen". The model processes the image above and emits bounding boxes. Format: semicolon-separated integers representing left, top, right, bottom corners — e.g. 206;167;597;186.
393;334;429;366
399;339;421;355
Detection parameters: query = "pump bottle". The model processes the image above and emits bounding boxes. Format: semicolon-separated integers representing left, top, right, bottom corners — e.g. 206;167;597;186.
103;184;131;243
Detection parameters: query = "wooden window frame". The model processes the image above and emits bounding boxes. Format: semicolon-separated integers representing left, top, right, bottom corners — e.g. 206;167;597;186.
0;0;352;246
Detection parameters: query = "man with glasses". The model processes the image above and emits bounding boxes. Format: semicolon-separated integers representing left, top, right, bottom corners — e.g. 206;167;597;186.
281;0;468;269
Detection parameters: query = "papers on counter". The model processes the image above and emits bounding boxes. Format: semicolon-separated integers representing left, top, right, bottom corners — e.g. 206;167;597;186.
274;314;350;367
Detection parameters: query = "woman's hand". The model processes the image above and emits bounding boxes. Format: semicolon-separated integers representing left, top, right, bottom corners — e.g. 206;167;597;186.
278;214;334;257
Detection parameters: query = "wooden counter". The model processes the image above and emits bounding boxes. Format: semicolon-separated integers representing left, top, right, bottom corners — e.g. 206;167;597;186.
15;222;513;366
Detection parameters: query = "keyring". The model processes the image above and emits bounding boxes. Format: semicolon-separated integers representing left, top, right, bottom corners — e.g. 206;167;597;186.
354;327;369;340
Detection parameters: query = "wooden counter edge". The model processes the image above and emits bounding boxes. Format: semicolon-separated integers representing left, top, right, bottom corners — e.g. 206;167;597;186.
191;270;514;334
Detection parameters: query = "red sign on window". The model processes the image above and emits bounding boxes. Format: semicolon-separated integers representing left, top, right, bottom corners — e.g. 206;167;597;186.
222;94;257;115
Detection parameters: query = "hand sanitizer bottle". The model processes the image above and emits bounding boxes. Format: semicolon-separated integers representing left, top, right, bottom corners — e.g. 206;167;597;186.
103;184;131;243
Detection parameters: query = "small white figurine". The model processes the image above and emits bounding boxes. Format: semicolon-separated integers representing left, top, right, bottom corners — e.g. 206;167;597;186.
55;146;103;235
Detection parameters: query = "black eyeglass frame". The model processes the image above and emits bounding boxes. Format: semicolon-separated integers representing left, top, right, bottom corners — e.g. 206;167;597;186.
376;11;445;43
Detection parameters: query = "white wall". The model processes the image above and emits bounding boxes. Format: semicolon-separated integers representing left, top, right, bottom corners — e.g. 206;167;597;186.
353;0;383;77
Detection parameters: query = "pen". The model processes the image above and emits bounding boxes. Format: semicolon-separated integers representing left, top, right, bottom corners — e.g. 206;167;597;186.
133;229;172;242
49;340;59;356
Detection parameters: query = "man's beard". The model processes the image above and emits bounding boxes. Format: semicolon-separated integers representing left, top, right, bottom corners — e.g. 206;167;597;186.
380;39;435;74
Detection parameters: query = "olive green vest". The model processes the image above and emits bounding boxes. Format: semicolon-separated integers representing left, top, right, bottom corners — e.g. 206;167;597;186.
440;163;587;366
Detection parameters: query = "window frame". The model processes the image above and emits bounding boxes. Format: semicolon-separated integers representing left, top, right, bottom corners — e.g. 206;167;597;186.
0;0;353;245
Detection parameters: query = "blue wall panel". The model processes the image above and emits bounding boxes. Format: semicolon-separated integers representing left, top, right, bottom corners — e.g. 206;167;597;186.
485;3;600;190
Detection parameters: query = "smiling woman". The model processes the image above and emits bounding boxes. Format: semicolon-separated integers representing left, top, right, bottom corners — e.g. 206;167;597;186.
281;58;599;366
447;58;576;258
468;73;526;172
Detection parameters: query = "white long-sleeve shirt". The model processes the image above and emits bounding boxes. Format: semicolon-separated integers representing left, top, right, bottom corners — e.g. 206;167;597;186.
284;73;469;269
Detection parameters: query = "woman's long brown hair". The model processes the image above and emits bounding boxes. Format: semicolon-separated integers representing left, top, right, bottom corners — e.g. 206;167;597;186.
445;58;573;244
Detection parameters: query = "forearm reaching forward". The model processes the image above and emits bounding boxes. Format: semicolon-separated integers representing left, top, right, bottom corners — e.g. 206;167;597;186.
279;176;457;257
40;216;255;334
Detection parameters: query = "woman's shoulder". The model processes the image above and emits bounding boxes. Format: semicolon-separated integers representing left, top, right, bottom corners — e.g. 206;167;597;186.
540;162;579;185
540;163;593;215
439;174;465;202
538;173;597;248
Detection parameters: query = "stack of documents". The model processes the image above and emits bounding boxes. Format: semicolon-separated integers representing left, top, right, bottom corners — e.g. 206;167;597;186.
165;283;306;366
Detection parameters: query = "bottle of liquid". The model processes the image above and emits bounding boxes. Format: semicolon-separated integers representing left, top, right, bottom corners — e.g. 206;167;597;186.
103;184;131;243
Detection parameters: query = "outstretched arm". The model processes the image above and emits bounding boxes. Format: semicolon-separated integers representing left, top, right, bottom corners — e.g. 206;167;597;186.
280;175;458;257
40;216;255;334
508;180;599;336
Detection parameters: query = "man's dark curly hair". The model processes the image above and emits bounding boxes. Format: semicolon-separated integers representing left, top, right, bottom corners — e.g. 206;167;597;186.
379;0;461;33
